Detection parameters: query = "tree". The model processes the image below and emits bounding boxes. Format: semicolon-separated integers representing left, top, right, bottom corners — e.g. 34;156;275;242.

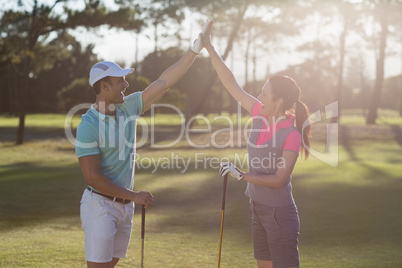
30;33;98;113
331;1;359;123
137;0;185;70
365;0;402;124
139;46;214;115
175;0;254;121
295;8;339;111
57;77;94;113
179;0;319;120
0;0;143;144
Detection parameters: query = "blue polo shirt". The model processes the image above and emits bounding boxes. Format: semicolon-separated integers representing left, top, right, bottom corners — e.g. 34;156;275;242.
75;92;143;190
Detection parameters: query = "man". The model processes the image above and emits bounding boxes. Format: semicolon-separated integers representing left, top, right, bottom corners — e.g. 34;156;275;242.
75;22;208;268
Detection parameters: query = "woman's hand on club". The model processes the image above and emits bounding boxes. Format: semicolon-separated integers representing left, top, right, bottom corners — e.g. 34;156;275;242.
219;162;244;181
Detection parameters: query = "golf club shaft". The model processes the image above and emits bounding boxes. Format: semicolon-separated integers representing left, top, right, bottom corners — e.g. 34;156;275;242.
141;205;145;268
218;174;228;268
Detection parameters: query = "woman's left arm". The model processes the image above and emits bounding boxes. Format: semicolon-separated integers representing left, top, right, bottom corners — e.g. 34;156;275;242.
242;151;299;188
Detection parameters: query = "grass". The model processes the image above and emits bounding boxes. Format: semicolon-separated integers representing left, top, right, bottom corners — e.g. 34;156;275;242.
1;111;402;267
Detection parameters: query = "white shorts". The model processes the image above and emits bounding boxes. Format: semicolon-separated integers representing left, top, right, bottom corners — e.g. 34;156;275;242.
80;189;135;263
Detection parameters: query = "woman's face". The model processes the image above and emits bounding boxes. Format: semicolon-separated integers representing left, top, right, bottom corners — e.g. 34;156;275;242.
257;81;278;116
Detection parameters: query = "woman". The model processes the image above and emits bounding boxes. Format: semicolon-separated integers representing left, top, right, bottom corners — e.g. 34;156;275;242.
203;21;311;268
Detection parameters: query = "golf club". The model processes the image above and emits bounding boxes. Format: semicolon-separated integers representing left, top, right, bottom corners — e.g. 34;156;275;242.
218;174;228;268
141;205;146;268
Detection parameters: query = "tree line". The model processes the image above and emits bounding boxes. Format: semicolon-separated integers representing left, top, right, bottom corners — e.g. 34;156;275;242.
1;0;401;144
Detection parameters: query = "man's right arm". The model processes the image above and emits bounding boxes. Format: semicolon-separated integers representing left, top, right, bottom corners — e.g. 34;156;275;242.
78;153;154;207
141;50;197;112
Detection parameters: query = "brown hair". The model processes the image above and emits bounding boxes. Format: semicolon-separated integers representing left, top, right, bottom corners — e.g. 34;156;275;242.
92;76;111;95
268;75;311;160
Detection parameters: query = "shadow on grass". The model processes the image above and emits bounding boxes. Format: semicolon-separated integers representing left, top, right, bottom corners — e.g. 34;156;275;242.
390;125;402;147
340;124;402;181
0;162;86;231
339;125;359;162
0;160;254;245
0;126;67;142
135;168;251;236
293;168;402;247
2;149;402;250
135;157;402;249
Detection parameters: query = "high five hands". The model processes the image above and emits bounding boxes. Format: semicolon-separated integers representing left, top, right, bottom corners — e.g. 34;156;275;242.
191;19;214;54
201;19;214;50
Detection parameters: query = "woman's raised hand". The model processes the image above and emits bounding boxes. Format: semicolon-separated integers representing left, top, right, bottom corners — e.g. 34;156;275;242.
202;19;214;50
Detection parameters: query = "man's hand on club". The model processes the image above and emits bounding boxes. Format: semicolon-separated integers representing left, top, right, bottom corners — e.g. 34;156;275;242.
190;20;210;54
132;191;154;208
219;162;244;181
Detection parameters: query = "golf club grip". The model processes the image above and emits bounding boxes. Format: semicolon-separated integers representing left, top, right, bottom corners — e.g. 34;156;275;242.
221;175;228;210
141;205;145;239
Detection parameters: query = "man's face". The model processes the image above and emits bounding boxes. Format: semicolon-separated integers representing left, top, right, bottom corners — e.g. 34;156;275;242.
103;76;129;104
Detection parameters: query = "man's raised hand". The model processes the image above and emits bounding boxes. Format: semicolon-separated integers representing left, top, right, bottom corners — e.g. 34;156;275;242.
191;20;210;54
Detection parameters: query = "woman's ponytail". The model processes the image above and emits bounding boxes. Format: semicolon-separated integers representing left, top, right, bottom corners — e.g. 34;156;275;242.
295;100;311;160
268;75;311;160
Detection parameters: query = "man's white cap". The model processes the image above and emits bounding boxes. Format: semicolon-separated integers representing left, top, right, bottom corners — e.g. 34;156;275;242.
89;61;135;87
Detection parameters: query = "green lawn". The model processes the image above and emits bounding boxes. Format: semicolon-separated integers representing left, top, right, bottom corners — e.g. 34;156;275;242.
0;112;402;267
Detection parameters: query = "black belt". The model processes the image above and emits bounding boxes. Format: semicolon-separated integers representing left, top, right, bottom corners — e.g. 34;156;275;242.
87;187;131;204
